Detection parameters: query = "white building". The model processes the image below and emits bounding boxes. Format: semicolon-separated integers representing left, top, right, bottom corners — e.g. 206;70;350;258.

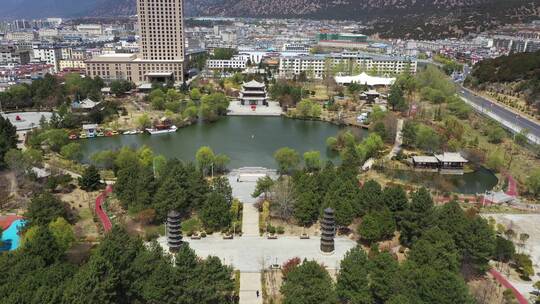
335;72;395;86
33;46;62;72
6;31;36;42
76;24;103;36
38;28;59;39
207;55;248;70
279;51;417;79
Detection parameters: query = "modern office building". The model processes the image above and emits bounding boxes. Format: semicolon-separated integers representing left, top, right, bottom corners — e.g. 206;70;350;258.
86;0;185;85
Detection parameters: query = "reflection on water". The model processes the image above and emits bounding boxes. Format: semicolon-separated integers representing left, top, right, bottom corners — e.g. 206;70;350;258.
80;116;363;169
379;167;498;194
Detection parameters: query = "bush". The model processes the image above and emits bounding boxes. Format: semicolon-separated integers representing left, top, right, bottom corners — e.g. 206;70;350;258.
282;257;301;278
182;218;201;235
267;224;276;234
276;226;285;234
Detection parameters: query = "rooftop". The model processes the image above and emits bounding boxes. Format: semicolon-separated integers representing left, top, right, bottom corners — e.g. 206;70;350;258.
435;153;468;163
412;156;439;163
86;53;137;62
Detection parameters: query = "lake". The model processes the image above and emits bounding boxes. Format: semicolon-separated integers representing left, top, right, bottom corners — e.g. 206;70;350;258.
80;116;362;169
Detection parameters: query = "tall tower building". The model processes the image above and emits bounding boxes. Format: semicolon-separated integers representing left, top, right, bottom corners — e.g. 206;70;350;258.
138;0;185;61
86;0;185;85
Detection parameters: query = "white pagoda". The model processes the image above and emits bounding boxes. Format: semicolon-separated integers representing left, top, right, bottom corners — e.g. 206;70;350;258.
239;80;268;106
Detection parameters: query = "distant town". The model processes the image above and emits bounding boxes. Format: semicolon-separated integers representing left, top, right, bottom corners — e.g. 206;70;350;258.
1;3;540;304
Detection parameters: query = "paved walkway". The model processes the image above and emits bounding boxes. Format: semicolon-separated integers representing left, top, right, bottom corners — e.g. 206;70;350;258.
242;204;260;236
228;101;283;116
158;235;356;272
239;272;263;304
386;118;404;160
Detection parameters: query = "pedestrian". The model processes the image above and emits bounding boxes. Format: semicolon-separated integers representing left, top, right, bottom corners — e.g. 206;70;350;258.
256;290;259;298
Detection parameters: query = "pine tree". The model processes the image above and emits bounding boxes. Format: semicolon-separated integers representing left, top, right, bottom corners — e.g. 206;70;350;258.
79;165;102;191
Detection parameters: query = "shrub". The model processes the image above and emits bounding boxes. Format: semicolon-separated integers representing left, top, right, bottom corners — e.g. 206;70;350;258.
276;226;285;234
282;257;301;278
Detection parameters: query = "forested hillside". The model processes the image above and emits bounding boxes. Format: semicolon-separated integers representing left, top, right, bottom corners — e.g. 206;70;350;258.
466;51;540;114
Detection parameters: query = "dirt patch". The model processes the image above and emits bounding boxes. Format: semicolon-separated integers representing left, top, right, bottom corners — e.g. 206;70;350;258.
59;188;100;242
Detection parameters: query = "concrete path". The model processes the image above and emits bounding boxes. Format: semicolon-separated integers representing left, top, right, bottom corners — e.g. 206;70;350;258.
242;204;260;236
157;235;356;272
239;272;263;304
386;118;404;160
228;101;283;116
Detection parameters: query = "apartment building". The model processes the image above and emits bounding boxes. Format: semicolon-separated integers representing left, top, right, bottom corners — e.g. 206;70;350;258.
33;46;62;72
279;51;417;79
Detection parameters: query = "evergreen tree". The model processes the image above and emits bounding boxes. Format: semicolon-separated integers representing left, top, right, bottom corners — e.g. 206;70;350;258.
115;162;154;211
381;185;408;215
356;180;382;214
0;115;17;167
336;247;373;304
281;260;338;304
199;191;232;231
408;227;460;273
79;165;102;191
369;251;403;303
398;188;434;246
358;207;395;244
293;173;322;226
63;255;120;304
461;217;496;273
25;192;68;226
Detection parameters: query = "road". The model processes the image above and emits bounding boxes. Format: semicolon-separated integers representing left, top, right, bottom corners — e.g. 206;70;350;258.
459;86;540;143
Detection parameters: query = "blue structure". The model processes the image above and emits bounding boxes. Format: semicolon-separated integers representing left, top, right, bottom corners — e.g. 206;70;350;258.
1;219;27;251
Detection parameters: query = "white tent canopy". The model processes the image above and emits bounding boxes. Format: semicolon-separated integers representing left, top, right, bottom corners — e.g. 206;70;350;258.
335;72;395;86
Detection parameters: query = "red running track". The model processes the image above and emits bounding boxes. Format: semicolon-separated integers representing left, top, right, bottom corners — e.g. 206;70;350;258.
489;269;528;304
95;185;113;232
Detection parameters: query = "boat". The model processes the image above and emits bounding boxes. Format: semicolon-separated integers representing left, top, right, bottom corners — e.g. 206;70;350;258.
104;131;113;137
69;134;78;140
79;133;88;139
97;131;105;137
123;130;139;135
111;131;119;136
146;125;178;135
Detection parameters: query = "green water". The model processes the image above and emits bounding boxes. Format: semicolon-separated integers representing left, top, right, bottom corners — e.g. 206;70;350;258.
80;116;361;169
378;167;499;194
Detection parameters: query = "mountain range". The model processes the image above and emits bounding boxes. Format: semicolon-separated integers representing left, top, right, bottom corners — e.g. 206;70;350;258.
1;0;539;39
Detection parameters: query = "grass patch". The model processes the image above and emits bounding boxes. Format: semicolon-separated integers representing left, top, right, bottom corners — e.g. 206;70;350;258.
182;217;201;235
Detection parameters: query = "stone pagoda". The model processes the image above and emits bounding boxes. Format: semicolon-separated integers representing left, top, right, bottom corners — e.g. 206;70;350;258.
167;210;183;252
320;207;336;253
239;80;268;106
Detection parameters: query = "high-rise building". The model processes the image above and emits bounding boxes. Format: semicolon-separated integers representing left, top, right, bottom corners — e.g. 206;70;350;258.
86;0;185;85
138;0;184;61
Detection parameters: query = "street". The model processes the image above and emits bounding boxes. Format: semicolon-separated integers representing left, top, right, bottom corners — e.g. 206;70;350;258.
459;86;540;143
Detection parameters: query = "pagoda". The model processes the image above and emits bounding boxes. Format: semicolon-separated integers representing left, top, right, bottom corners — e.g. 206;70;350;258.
239;80;268;106
320;208;336;253
167;210;183;252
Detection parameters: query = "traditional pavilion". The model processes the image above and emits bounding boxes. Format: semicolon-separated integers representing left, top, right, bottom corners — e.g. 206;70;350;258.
239;80;268;106
435;152;468;174
412;152;469;175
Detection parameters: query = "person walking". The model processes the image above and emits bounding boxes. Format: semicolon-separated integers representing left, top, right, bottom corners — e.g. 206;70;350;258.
256;290;260;298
